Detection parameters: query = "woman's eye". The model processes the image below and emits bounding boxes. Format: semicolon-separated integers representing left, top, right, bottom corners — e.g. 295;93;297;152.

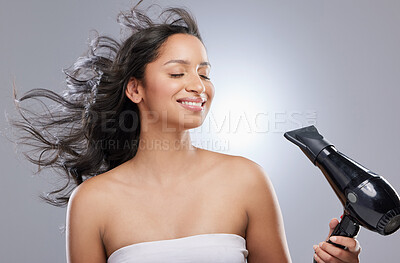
200;75;211;80
170;73;184;78
170;73;210;80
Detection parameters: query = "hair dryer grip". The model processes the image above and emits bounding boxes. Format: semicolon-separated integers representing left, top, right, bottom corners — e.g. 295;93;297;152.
328;214;360;248
313;214;360;263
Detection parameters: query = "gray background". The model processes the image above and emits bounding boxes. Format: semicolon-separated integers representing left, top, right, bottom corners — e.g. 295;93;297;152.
1;0;399;262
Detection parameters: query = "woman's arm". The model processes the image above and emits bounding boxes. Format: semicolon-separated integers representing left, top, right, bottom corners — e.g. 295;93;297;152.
238;157;292;263
66;180;107;263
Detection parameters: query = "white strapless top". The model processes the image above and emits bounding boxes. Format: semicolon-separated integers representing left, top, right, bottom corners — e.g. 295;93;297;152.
107;233;248;263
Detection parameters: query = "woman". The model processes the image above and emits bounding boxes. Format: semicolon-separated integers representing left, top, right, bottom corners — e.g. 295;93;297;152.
12;3;361;263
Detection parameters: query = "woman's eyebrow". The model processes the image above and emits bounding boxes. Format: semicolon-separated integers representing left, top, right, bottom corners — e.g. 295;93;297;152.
163;59;211;67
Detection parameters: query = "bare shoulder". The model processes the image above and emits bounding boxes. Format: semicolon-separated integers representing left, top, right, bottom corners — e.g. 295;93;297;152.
67;170;119;230
227;159;291;262
200;148;268;186
69;171;113;210
219;154;275;208
66;172;116;263
226;155;267;179
203;151;292;262
230;156;274;196
199;149;274;206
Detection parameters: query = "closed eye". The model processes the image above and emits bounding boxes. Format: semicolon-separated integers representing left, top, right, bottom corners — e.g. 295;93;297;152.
170;73;210;80
170;73;184;78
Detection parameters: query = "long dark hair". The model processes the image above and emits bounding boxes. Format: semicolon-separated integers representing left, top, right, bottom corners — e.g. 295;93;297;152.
10;3;203;207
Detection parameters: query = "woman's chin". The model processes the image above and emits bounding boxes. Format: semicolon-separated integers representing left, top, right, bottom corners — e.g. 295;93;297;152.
169;119;205;131
180;121;204;130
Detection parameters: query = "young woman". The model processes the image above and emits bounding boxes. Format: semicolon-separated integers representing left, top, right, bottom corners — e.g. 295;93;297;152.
12;3;361;263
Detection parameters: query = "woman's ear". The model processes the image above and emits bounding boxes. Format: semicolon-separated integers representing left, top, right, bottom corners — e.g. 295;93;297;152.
125;77;143;103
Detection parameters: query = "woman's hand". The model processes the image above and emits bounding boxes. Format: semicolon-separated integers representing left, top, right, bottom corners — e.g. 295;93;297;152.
313;218;361;263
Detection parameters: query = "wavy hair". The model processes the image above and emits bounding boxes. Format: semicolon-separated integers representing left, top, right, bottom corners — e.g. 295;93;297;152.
10;2;202;207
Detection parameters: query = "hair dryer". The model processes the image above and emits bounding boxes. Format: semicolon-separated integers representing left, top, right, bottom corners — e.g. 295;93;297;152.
284;125;400;262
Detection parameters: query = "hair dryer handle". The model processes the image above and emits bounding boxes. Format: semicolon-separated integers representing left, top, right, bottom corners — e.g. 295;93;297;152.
313;214;360;263
328;214;360;247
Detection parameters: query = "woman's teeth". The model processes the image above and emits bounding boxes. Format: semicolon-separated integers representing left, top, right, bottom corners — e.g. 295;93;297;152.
180;101;202;107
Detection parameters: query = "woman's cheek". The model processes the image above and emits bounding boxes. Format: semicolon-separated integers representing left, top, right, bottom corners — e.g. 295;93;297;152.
207;83;215;101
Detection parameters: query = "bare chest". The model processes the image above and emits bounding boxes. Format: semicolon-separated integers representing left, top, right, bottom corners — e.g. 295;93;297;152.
102;174;248;259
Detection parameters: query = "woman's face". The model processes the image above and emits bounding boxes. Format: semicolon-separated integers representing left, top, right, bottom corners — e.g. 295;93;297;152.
138;33;214;131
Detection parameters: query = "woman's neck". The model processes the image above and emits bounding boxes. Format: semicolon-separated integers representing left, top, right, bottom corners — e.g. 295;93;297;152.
126;127;201;187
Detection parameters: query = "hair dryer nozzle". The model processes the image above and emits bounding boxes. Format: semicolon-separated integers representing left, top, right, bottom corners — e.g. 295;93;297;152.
284;125;334;164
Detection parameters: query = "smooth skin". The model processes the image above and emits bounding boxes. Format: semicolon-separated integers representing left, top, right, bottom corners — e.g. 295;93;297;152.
66;33;361;263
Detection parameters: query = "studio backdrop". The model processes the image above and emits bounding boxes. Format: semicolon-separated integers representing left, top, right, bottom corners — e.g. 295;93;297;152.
1;0;399;262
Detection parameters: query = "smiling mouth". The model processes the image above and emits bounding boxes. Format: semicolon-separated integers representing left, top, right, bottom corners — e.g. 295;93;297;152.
177;101;205;107
176;100;206;112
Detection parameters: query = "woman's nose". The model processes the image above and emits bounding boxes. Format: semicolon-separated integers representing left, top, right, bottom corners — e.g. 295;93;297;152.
185;74;205;94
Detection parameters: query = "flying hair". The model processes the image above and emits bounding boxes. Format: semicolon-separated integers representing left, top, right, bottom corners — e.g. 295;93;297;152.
9;1;203;207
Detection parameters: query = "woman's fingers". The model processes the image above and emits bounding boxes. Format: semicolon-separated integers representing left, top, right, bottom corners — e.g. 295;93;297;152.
329;236;361;253
314;218;361;262
313;238;361;263
313;250;326;263
314;243;344;263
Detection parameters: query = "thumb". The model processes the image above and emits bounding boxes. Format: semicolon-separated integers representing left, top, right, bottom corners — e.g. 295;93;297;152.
326;218;340;240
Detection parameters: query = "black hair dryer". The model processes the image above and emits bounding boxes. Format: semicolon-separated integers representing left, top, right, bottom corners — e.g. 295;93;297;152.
284;125;400;262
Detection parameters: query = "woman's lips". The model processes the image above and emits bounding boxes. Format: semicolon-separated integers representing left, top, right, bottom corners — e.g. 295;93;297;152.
177;100;204;112
176;97;207;112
